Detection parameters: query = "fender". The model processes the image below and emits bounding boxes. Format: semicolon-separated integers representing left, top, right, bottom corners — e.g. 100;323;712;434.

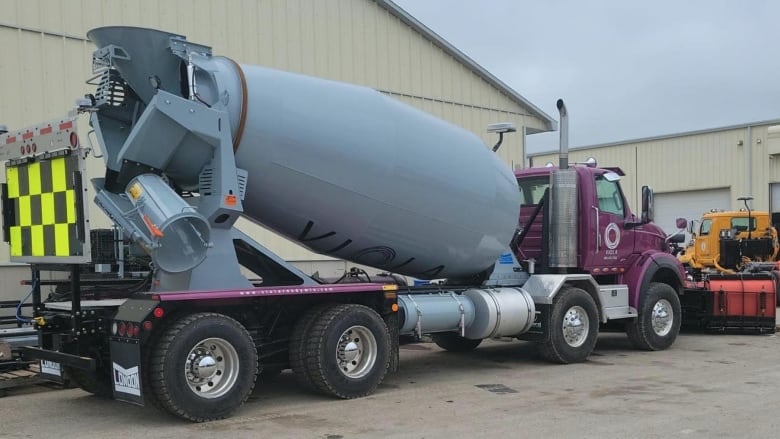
623;250;685;308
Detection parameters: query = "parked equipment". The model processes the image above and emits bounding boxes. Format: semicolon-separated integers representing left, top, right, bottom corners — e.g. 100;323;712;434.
679;197;779;274
2;27;692;421
676;197;780;326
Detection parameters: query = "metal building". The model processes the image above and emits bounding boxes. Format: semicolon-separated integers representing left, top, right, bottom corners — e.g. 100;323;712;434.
529;119;780;236
0;0;555;299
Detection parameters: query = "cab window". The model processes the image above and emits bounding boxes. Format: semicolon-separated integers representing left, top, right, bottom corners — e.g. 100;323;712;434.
517;176;549;205
730;217;757;232
699;219;712;236
595;175;624;215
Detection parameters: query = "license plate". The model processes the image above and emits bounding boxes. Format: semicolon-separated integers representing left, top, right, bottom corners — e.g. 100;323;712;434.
40;359;62;378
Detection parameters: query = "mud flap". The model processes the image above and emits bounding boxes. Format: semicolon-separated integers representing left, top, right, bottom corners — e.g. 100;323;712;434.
110;339;144;405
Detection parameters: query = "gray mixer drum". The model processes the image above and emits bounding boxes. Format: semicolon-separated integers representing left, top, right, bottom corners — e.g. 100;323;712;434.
233;66;520;279
87;27;521;280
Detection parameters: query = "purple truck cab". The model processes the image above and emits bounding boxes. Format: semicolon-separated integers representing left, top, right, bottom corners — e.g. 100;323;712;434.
514;164;686;310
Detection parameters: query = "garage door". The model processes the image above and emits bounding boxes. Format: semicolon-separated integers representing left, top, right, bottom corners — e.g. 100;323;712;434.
653;189;731;237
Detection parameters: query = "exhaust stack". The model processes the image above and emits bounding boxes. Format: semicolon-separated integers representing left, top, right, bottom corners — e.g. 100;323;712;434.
557;99;569;170
548;99;578;270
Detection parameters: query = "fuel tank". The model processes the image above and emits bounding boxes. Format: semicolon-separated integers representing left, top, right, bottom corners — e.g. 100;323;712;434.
87;27;521;279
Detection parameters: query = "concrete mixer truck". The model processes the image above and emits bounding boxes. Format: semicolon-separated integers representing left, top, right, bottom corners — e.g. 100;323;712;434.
2;27;687;422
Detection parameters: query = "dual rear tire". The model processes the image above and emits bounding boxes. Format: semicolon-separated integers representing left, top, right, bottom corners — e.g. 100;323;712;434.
290;304;391;399
148;313;258;422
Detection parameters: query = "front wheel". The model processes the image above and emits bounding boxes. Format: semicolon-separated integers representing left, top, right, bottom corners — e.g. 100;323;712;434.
626;282;681;351
148;313;258;422
538;287;599;364
298;304;390;399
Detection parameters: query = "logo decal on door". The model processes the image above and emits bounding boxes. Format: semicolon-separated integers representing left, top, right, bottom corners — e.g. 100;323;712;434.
604;223;621;250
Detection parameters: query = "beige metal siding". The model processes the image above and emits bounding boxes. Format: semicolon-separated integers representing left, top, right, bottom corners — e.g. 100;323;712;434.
0;0;549;271
530;125;779;214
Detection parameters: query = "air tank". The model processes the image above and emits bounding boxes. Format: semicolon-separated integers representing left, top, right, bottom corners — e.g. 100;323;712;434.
87;27;521;279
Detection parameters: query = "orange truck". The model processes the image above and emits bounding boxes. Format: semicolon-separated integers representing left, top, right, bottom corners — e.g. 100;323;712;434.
679;197;779;275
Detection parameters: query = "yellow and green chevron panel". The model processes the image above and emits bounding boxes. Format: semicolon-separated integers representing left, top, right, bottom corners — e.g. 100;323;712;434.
4;153;85;261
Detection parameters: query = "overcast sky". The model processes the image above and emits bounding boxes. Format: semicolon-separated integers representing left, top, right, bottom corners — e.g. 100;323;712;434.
393;0;780;154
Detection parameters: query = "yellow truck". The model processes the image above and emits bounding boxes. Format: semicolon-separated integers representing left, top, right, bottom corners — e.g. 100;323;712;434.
679;197;779;274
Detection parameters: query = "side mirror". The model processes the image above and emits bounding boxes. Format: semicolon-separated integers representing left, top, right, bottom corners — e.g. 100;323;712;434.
675;217;687;230
668;232;685;243
687;219;697;235
641;186;654;223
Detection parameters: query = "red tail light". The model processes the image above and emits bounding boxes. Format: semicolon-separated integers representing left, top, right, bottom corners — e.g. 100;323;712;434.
153;307;164;318
118;322;127;336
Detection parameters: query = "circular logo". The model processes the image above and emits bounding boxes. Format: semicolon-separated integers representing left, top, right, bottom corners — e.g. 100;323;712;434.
604;223;621;250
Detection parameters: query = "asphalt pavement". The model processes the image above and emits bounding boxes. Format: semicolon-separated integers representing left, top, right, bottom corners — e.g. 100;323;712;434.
1;330;779;439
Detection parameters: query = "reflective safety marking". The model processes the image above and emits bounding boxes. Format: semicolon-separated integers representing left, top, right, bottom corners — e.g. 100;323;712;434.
18;196;31;226
6;166;19;198
31;225;44;256
41;192;54;224
65;190;75;223
54;223;70;256
10;226;22;256
5;154;84;260
27;161;41;195
52;158;66;192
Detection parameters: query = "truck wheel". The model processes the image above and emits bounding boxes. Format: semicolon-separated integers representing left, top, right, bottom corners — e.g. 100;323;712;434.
539;287;598;364
626;282;681;351
431;332;483;352
149;313;258;422
290;304;331;391
300;304;390;398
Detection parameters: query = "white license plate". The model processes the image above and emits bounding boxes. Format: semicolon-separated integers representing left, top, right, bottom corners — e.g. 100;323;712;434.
40;359;62;377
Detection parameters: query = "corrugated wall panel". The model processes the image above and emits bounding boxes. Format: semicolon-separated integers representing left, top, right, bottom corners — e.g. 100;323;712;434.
530;127;765;213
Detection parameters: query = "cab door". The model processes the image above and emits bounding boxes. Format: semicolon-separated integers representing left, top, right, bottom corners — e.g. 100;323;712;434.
584;172;635;271
691;218;714;266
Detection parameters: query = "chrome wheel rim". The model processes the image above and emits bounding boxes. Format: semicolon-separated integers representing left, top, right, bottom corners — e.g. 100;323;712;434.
651;299;674;336
336;325;377;379
184;337;239;398
562;305;590;348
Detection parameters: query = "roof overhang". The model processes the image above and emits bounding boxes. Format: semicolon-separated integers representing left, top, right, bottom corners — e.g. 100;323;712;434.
375;0;557;133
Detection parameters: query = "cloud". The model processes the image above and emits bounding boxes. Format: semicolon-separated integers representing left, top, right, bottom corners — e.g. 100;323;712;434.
393;0;780;153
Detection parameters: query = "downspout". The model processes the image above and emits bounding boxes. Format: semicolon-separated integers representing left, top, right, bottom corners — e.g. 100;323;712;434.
746;125;753;201
522;126;528;169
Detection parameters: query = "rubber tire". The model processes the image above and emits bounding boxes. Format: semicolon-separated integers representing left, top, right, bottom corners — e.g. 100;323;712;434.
290;304;332;392
299;304;390;398
539;287;599;364
626;282;681;351
148;313;258;422
65;366;112;397
431;332;483;352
